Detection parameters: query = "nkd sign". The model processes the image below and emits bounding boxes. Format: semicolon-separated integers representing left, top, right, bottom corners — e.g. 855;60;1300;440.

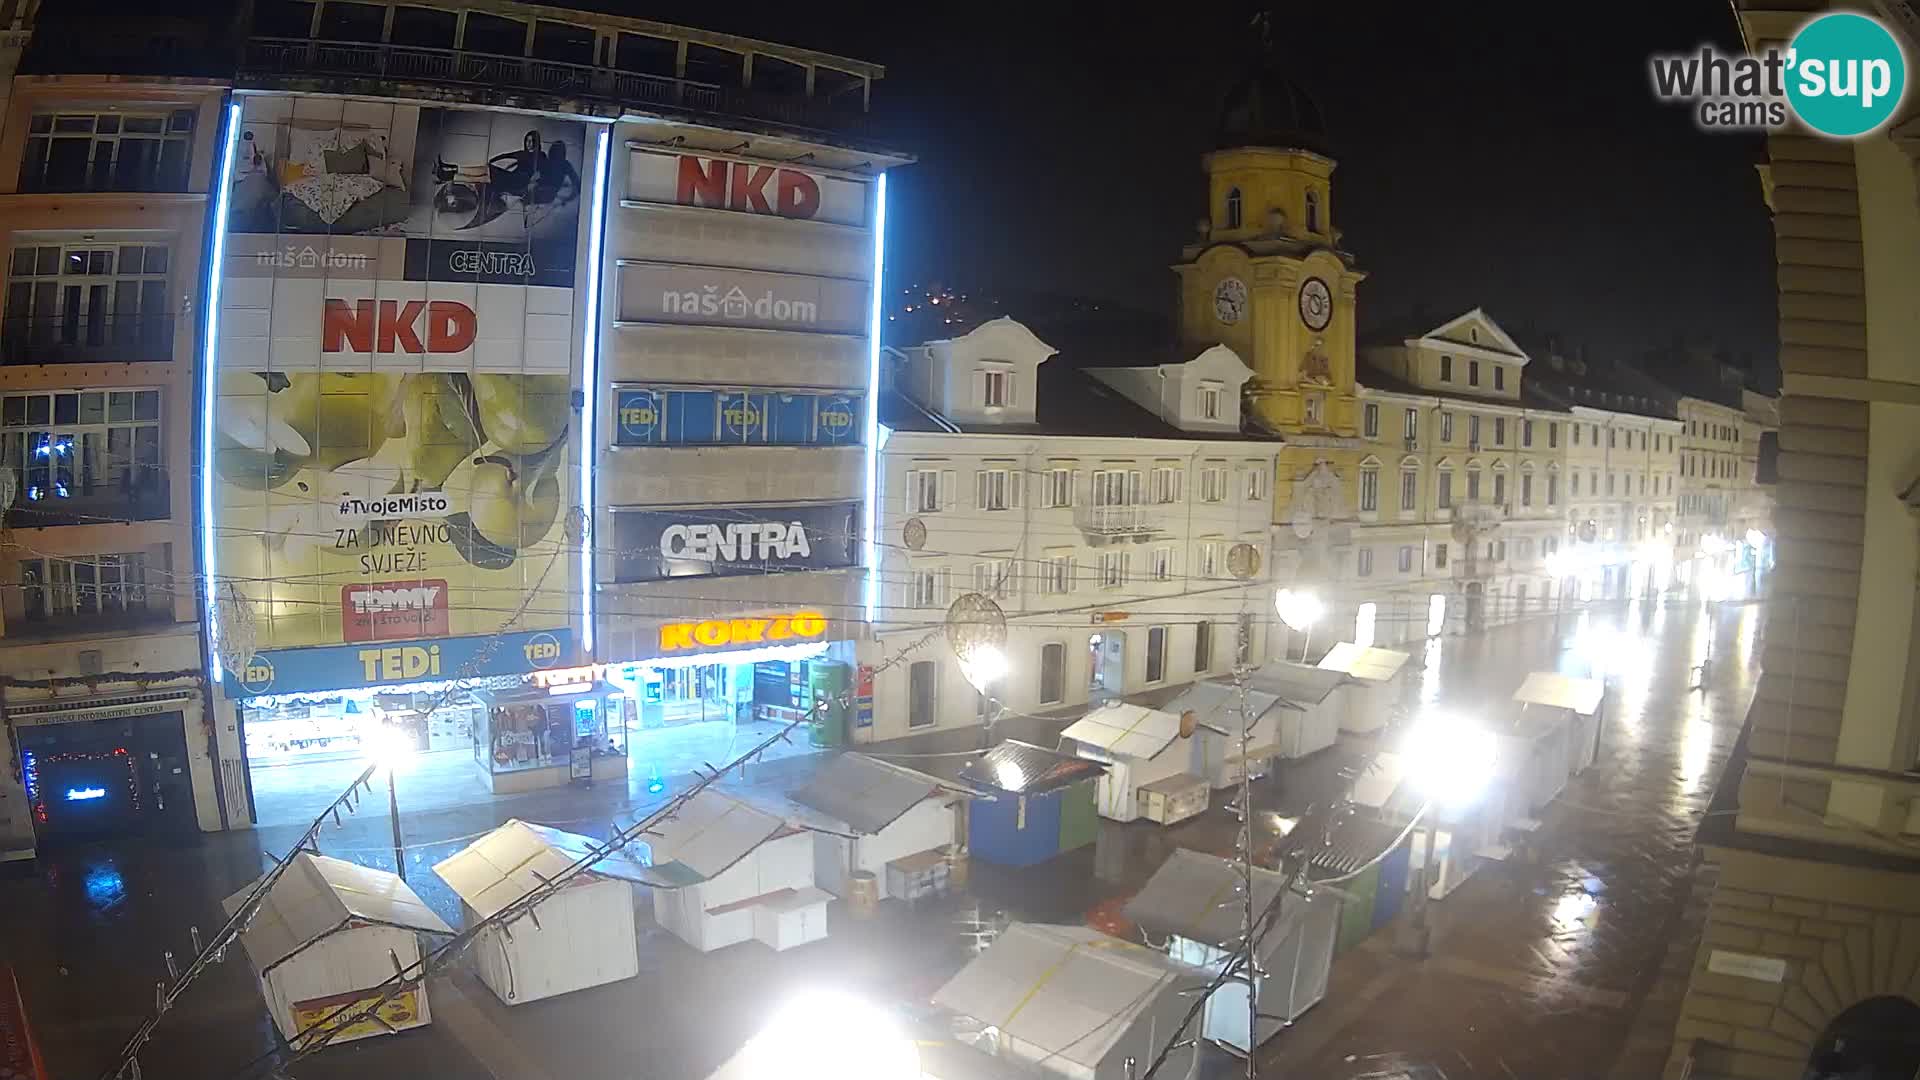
627;150;871;228
617;262;869;335
611;501;858;582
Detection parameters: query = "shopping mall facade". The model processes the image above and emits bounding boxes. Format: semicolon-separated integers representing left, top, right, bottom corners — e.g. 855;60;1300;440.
0;0;906;855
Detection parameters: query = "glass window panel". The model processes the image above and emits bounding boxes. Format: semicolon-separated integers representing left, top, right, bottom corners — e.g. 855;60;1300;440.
122;116;163;134
87;250;111;275
135;390;160;420
107;391;132;422
33;246;59;276
52;116;96;133
94;115;120;134
53;393;77;424
24;395;49;425
143;246;169;274
666;390;717;444
118;245;143;271
169;109;195;133
772;392;814;445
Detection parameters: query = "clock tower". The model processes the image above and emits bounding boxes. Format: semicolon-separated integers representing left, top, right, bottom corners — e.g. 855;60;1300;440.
1173;63;1365;438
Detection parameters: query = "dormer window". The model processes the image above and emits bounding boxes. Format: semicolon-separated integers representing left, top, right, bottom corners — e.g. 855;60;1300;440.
1305;189;1321;234
1197;380;1223;421
1225;187;1243;230
980;364;1012;409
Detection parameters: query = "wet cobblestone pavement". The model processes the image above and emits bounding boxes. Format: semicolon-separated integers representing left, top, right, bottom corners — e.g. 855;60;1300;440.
0;596;1761;1080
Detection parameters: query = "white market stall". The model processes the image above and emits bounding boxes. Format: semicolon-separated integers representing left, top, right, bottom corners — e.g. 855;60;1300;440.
224;852;452;1047
1061;702;1206;824
431;819;649;1004
933;922;1209;1080
1513;672;1606;775
1491;711;1574;821
1124;848;1337;1053
1363;750;1509;901
1160;681;1282;789
1246;661;1349;759
787;752;967;902
638;789;829;954
1316;643;1411;734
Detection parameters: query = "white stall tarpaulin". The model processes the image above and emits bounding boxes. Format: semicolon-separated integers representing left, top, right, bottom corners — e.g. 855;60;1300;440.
225;853;452;1045
432;820;650;1003
788;752;966;899
1513;671;1606;774
1316;643;1411;734
638;789;830;953
1160;681;1281;789
1061;703;1205;824
933;923;1208;1080
1246;662;1349;759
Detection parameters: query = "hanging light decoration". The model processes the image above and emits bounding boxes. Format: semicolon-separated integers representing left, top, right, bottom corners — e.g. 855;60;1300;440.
944;592;1008;693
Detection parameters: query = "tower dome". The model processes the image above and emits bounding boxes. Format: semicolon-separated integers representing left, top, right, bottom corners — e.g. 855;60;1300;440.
1216;62;1330;156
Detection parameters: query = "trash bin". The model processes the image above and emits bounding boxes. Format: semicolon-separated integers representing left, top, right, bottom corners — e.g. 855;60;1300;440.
847;871;878;919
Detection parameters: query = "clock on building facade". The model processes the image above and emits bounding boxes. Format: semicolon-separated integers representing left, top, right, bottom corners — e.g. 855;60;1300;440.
1298;276;1332;331
1213;277;1248;325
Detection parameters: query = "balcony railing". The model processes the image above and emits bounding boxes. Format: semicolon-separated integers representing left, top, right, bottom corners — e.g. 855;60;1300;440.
6;477;170;528
1075;503;1164;538
2;315;174;365
242;38;871;136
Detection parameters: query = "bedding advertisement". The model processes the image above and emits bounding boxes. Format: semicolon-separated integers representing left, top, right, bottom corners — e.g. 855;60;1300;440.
215;95;588;669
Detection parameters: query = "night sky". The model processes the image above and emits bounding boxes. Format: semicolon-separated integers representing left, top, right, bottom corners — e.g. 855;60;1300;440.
639;2;1777;372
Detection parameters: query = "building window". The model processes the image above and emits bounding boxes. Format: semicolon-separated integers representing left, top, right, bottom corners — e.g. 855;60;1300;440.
20;551;152;627
1146;626;1168;683
1363;403;1379;438
1439;355;1453;382
1606;473;1616;495
1467;467;1481;500
1305;189;1323;233
1150;466;1183;505
21;110;196;194
1494;366;1506;390
975;467;1021;511
972;558;1013;599
1404;408;1418;442
1639;474;1647;495
1469;360;1481;387
908;661;937;728
1092;468;1140;508
1039;554;1072;595
908;468;947;513
1469;415;1482;447
1041;467;1074;508
1548;423;1558;449
1440;412;1454;443
1548;474;1559;505
1199;466;1228;503
8;243;173;363
1359;467;1379;512
1522;419;1534;447
1198;381;1223;420
1099;550;1128;589
1398;545;1415;573
1303;392;1325;426
1436;469;1453;508
1225;187;1242;229
1244;468;1267;501
980;367;1012;409
1039;643;1065;705
1608;428;1617;449
1357;547;1374;577
1151;545;1175;582
1197;539;1223;578
1400;469;1418;512
909;568;948;608
1;388;166;525
1521;473;1533;507
1494;417;1506;446
1434;543;1449;568
1572;424;1581;446
1193;622;1214;673
1493;472;1506;505
1496;540;1507;561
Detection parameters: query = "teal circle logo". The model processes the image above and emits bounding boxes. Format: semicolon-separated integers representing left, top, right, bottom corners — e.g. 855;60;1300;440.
237;653;276;695
1786;13;1907;137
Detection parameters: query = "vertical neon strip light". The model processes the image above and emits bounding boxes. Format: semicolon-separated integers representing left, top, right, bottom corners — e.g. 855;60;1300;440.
201;101;244;683
578;127;612;657
863;173;888;622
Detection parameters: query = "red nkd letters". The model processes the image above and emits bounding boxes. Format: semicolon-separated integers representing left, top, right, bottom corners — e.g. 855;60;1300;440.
323;299;478;354
675;156;822;220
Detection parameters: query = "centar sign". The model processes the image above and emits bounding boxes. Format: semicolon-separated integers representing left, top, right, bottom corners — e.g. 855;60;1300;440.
658;610;828;652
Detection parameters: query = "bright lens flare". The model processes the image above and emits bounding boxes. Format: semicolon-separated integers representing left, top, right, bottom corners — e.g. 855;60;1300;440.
721;991;920;1080
1403;711;1495;809
1275;588;1324;632
958;645;1007;693
363;726;414;771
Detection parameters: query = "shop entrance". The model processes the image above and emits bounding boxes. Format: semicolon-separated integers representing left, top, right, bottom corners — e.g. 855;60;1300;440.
20;710;194;842
1088;632;1126;698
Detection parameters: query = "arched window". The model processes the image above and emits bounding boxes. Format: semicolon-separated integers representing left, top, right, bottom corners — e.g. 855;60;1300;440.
1225;187;1242;229
1305;189;1321;233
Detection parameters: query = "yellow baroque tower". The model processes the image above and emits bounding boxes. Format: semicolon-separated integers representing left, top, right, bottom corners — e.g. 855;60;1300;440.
1173;64;1368;545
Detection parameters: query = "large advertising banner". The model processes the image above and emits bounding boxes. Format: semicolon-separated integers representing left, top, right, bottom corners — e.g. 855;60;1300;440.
214;95;589;676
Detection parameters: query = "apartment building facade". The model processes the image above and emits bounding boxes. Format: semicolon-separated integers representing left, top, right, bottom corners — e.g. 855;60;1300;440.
1664;4;1920;1079
859;317;1277;741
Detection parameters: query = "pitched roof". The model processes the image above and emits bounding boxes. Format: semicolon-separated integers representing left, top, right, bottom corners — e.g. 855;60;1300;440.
1316;642;1411;683
432;819;652;919
958;739;1105;795
1124;848;1295;952
1160;681;1283;730
1356;363;1569;414
1059;702;1188;761
635;789;794;888
224;853;452;975
787;752;962;835
933;923;1206;1071
1512;672;1605;717
1245;661;1349;706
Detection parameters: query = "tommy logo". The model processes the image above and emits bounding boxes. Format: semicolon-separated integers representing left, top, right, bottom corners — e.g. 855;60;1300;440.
341;580;449;642
323;299;478;354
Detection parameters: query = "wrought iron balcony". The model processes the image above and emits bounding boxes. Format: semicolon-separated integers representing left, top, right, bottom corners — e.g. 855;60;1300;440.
1074;503;1165;540
241;38;872;137
1;315;175;365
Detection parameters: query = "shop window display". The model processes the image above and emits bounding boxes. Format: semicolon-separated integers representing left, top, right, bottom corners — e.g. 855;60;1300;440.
474;686;629;774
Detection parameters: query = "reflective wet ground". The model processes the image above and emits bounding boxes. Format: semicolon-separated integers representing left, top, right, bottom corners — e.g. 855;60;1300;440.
0;595;1760;1080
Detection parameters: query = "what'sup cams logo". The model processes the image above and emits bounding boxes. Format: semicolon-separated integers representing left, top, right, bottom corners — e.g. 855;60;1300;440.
1651;12;1908;137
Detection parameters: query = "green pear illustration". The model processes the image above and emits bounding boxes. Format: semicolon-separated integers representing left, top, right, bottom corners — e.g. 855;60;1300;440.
471;373;570;454
401;373;483;489
276;373;404;471
215;391;309;490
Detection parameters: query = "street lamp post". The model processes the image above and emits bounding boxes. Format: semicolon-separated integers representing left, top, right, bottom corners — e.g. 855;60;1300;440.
1275;588;1324;664
1396;711;1496;960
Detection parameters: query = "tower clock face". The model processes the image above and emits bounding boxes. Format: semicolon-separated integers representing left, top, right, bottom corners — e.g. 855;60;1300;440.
1212;277;1248;325
1298;277;1333;331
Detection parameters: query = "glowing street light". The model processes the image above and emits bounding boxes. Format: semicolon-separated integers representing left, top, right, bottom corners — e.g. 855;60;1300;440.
362;724;413;882
708;990;921;1080
1274;588;1323;631
958;644;1007;695
1402;710;1496;811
